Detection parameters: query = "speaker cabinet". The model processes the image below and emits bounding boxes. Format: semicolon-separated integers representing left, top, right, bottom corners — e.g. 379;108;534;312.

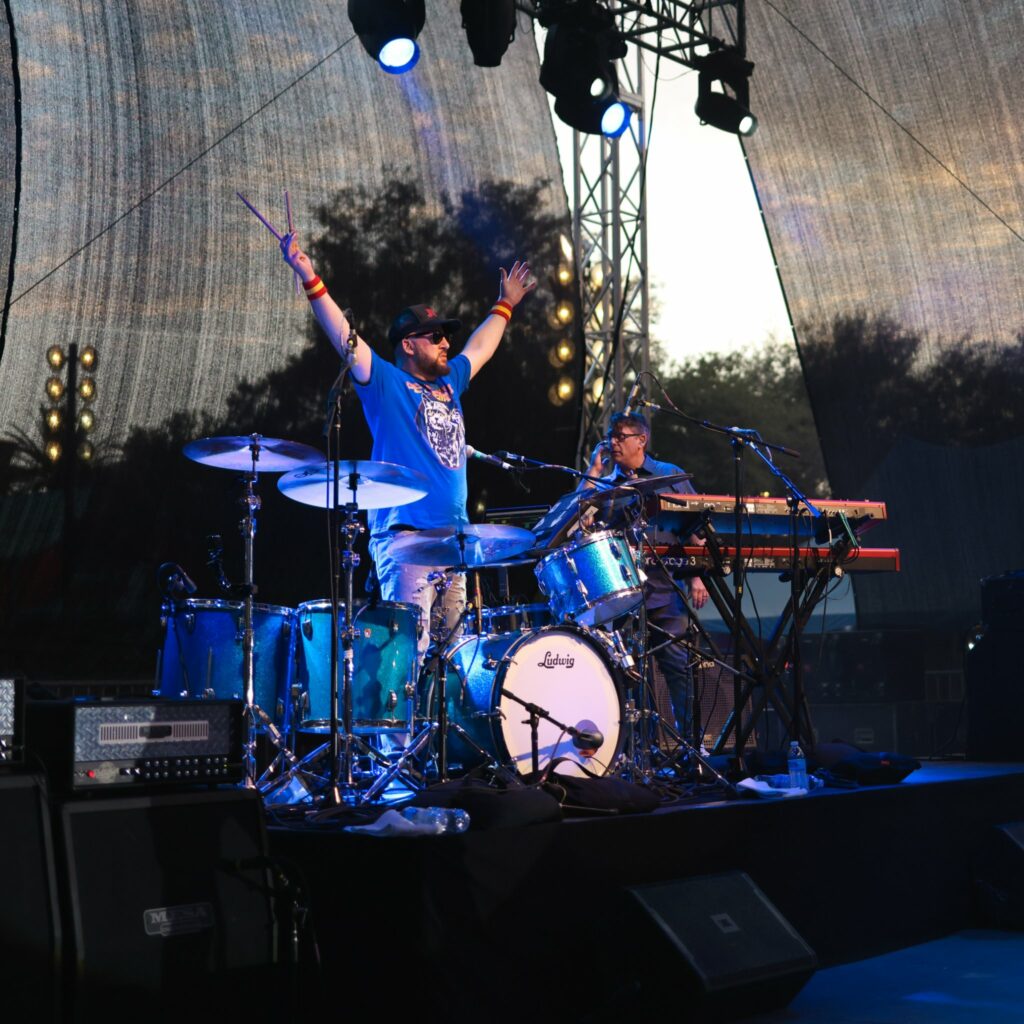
974;821;1024;928
625;873;816;1021
59;788;278;1020
966;628;1024;760
0;775;61;1020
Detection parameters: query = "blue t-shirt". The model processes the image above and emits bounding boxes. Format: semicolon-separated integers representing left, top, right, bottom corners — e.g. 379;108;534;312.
356;352;471;535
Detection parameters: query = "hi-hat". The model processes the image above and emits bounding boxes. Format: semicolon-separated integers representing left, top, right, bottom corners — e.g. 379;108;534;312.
390;524;536;567
183;434;322;473
278;460;428;510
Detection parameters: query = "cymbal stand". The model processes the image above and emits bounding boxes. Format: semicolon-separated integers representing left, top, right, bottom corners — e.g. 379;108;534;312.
239;438;263;787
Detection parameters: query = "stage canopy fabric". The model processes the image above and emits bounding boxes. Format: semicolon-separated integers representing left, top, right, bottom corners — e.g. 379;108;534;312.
744;0;1024;627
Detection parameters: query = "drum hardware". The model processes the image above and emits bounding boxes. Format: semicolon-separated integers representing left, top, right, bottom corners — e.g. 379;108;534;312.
183;434;322;785
275;457;430;806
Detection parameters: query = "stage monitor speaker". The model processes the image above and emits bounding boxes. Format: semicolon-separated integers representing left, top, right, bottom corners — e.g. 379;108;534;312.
974;821;1024;929
965;628;1023;760
59;788;279;1021
0;775;61;1020
624;872;816;1021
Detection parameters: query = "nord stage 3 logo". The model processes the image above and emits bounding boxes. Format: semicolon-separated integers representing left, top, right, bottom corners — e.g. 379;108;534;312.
143;902;215;938
536;651;575;669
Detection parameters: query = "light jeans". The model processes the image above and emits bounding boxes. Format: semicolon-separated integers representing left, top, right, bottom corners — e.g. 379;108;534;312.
368;531;468;670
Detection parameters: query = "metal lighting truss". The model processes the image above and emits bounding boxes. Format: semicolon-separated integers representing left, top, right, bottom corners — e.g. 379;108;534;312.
525;0;746;458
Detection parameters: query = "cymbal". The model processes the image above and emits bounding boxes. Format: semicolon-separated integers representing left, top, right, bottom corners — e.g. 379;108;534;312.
277;460;429;510
390;524;536;567
183;434;322;473
585;471;692;504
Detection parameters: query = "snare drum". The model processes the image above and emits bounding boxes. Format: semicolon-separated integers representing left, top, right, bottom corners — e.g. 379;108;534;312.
478;602;553;635
158;599;296;727
535;530;642;626
295;599;421;733
441;625;623;777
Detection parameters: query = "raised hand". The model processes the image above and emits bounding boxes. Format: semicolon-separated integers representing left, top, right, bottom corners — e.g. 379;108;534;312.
280;231;315;283
498;260;537;308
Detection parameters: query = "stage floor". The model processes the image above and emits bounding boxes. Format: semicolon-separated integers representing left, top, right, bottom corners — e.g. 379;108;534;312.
269;759;1024;1022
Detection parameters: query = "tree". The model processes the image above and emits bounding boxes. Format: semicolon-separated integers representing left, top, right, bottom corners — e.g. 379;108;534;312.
650;336;829;497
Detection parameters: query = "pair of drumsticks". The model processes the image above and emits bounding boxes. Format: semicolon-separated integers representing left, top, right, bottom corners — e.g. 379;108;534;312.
237;189;302;294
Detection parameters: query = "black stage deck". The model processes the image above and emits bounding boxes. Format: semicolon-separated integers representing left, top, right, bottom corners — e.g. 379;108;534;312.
269;762;1024;1022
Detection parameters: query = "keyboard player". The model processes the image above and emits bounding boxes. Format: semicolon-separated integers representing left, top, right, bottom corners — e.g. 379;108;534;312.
576;411;709;742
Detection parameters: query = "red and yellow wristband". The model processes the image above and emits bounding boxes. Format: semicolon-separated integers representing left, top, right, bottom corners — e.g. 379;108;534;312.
490;299;513;322
303;275;328;301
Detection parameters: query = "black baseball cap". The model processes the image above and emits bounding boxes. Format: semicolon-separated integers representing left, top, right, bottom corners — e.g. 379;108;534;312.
387;304;462;347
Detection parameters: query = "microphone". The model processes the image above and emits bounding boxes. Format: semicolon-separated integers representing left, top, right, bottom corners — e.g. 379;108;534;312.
623;377;643;416
572;728;604;750
341;308;358;352
157;562;197;600
637;398;665;412
205;535;234;594
465;445;513;471
494;450;529;465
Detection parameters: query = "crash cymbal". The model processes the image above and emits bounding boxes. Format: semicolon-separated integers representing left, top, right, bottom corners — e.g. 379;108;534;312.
588;471;692;504
277;460;429;510
183;434;322;473
390;524;536;567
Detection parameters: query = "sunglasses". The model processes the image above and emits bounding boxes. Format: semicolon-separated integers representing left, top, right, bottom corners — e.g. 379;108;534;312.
408;330;449;345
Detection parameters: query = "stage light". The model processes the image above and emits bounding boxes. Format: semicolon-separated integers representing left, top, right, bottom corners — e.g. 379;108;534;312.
349;0;425;75
461;0;515;67
45;408;63;432
556;338;575;363
78;440;95;462
539;3;629;136
46;345;65;369
79;345;98;369
556;375;575;401
694;47;757;136
78;377;96;401
45;440;62;463
600;101;631;138
695;90;757;136
556;264;573;286
555;299;574;325
79;409;95;432
46;376;65;400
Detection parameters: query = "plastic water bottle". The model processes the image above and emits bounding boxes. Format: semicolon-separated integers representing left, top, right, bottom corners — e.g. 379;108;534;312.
787;741;808;790
400;806;471;834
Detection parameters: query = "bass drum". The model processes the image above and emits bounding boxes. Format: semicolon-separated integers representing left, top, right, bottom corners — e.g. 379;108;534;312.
158;599;296;728
443;626;624;777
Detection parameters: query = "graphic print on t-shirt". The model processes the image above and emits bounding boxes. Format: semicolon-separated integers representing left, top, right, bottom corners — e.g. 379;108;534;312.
409;380;465;470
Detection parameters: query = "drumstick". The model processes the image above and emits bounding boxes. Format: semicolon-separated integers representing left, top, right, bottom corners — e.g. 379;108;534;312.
284;190;300;295
236;192;283;241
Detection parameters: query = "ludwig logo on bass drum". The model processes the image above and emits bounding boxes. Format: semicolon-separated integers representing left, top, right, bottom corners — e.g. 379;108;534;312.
537;651;575;669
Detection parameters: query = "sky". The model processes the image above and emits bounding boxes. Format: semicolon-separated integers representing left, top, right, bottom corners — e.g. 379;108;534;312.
546;55;795;367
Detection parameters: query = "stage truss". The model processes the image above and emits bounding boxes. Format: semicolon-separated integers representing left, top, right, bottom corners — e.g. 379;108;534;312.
523;1;747;459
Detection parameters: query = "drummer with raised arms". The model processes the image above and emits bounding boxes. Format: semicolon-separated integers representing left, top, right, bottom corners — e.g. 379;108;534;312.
278;231;536;663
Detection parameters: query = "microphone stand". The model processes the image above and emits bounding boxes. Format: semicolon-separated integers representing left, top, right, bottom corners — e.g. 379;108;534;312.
500;687;603;778
640;402;801;767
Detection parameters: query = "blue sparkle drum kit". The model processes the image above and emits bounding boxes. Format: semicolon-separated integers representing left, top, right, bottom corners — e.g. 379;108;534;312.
158;433;689;796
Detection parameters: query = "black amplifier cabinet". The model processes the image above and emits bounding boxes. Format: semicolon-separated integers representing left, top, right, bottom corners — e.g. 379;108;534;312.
0;677;24;766
25;697;245;792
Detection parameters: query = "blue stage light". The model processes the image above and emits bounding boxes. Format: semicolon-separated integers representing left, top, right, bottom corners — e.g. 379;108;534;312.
378;37;419;74
600;101;631;138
